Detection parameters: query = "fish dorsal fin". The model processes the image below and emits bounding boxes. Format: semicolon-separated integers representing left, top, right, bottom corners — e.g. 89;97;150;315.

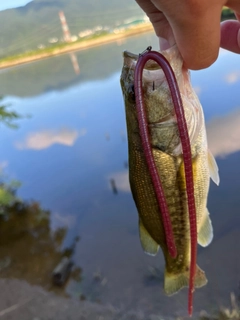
197;208;213;247
208;149;220;186
139;219;159;256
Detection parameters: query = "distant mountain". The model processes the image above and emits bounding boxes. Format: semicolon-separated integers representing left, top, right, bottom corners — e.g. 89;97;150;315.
0;0;144;58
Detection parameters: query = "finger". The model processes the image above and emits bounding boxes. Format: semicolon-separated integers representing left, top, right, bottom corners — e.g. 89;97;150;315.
135;0;174;47
220;20;240;53
166;6;223;70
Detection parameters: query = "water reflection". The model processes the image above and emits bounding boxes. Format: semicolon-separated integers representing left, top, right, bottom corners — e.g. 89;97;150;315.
15;127;80;150
0;173;81;293
0;32;240;317
109;178;118;194
0;32;158;98
69;52;80;75
207;107;240;157
108;171;130;193
0;98;22;129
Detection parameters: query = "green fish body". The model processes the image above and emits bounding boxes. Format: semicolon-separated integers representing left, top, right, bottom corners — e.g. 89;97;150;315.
120;46;219;295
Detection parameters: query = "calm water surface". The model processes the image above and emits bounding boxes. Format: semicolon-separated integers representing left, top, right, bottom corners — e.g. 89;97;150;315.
1;32;240;317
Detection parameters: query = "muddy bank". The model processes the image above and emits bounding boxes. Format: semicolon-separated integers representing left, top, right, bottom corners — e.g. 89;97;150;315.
0;278;173;320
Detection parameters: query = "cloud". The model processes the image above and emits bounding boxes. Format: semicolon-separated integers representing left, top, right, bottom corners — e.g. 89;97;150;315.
108;171;130;193
224;71;240;84
193;86;201;96
0;161;8;175
0;161;8;170
207;108;240;157
52;212;76;229
15;128;84;150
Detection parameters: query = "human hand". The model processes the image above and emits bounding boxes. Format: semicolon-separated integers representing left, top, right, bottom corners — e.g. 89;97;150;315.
135;0;240;70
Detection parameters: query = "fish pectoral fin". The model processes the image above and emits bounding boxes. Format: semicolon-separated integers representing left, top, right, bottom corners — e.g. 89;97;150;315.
164;264;207;296
139;219;159;256
197;208;213;247
208;149;220;186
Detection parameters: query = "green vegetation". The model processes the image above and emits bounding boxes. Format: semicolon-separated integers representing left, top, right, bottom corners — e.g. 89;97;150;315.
221;7;235;20
0;180;21;212
0;169;81;291
0;103;21;128
0;1;235;68
0;30;114;62
0;0;144;59
0;23;152;68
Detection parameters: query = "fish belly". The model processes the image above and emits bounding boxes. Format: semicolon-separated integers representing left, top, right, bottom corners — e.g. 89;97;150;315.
128;135;208;294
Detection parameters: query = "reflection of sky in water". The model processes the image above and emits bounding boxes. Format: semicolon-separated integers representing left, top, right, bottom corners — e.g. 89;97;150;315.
189;49;240;158
1;32;240;316
1;72;127;205
15;128;80;150
207;107;240;157
191;49;240;121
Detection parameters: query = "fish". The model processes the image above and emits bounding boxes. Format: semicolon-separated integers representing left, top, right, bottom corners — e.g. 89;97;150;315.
120;46;219;298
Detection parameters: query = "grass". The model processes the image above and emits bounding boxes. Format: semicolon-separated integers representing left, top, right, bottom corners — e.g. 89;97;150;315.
199;293;240;320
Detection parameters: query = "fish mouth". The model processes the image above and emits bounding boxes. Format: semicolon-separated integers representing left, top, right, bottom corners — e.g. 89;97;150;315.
123;50;166;87
122;49;204;156
123;50;162;70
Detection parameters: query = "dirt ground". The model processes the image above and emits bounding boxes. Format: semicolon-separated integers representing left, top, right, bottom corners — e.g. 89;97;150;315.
0;278;171;320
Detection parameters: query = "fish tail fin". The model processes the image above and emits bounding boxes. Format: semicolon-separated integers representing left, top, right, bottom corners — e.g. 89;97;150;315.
164;264;207;296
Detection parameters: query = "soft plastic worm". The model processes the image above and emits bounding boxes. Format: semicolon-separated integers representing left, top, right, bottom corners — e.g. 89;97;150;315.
134;47;197;316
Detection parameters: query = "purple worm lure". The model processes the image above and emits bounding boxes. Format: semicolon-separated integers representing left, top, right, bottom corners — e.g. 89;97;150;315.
133;47;197;316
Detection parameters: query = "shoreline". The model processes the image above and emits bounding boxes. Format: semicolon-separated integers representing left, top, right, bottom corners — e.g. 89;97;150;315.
0;23;153;70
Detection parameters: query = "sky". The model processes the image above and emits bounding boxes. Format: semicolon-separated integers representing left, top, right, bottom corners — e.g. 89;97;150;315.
0;0;32;11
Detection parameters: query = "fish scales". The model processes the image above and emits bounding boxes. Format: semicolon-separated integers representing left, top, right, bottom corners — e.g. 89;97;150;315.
120;46;219;296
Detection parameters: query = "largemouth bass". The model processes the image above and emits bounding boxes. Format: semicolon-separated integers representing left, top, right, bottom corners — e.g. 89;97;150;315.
120;46;219;297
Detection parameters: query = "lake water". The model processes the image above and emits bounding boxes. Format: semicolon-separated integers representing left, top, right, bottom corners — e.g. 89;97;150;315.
1;31;240;318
